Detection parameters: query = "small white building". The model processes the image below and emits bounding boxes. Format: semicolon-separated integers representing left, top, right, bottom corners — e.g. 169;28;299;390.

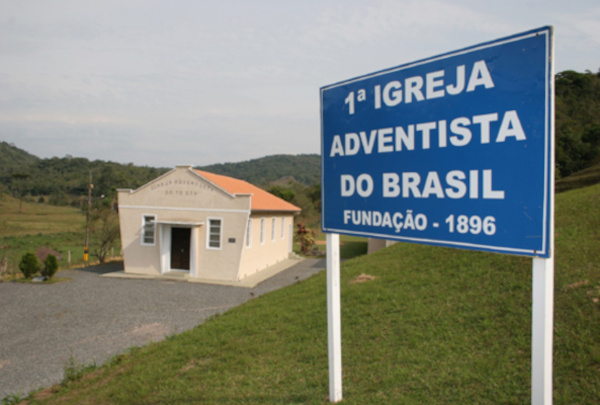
117;166;301;285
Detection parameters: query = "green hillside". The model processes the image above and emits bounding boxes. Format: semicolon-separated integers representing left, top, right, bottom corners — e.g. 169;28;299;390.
0;141;168;206
0;142;320;206
0;141;39;172
197;154;321;186
25;183;600;404
556;162;600;193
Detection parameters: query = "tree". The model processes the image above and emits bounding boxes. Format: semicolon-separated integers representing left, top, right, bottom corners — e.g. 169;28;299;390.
267;185;296;202
42;254;59;279
582;125;600;164
19;253;41;278
555;69;600;177
308;183;321;213
96;164;126;199
89;206;120;264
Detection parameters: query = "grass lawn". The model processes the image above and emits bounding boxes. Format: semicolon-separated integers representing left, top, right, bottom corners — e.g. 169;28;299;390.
0;195;85;238
0;195;115;278
18;183;600;404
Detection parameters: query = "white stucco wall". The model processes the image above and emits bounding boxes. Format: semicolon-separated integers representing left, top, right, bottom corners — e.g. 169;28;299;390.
238;213;295;279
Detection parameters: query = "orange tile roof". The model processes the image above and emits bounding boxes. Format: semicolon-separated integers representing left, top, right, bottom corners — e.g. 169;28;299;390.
194;170;301;213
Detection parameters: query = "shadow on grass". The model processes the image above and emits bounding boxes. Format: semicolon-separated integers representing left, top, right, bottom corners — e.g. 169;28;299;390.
299;240;368;261
340;241;367;259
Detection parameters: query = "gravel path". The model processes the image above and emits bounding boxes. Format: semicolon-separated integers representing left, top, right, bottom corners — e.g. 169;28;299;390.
0;259;325;399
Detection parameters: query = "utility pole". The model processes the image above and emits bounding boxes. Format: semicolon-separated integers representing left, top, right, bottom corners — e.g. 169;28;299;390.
84;172;92;266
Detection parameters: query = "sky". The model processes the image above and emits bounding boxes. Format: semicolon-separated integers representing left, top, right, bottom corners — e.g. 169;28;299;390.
1;0;599;168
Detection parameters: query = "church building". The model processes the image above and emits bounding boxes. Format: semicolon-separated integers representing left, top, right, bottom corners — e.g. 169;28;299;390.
117;166;301;285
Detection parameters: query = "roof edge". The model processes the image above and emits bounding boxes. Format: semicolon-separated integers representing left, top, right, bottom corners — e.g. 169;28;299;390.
190;168;237;199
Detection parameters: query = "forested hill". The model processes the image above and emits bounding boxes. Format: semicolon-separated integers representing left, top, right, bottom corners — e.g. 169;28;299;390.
0;142;320;206
197;154;320;186
0;141;168;205
0;141;39;170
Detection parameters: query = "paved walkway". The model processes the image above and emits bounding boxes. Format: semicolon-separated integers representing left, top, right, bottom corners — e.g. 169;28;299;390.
103;257;307;288
0;259;325;399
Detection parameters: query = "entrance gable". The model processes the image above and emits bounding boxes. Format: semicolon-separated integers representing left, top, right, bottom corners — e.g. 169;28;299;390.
118;166;251;211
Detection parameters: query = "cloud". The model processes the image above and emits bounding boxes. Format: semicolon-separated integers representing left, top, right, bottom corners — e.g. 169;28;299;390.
1;0;599;168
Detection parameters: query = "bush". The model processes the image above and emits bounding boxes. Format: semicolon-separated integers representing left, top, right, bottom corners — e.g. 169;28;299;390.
43;254;59;279
18;253;41;279
295;223;315;254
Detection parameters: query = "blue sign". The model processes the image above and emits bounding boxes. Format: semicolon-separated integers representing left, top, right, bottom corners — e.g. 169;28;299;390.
320;27;554;257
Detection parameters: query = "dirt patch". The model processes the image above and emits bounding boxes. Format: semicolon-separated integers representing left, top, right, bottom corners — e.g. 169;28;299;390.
24;385;60;403
564;279;589;290
179;359;198;374
127;322;172;343
350;273;377;284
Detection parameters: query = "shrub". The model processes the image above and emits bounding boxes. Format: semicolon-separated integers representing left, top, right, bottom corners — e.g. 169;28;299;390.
18;253;41;279
295;223;315;254
43;254;59;279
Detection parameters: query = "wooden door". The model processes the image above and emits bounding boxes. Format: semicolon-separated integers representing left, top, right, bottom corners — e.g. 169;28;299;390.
170;227;191;270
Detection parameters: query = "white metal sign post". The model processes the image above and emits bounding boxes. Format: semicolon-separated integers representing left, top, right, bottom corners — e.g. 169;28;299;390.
326;233;342;402
532;257;555;404
321;26;554;403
